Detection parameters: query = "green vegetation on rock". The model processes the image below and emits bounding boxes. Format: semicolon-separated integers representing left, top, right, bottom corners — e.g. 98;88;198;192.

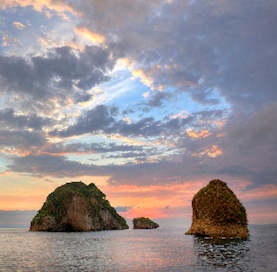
30;181;128;231
193;179;248;226
133;217;159;229
186;179;249;238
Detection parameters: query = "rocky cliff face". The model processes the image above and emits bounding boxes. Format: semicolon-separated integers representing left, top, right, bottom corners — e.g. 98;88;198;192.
30;182;129;231
133;217;159;229
186;179;249;238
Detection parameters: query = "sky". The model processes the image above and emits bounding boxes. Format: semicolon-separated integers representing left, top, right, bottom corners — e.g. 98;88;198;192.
0;0;277;228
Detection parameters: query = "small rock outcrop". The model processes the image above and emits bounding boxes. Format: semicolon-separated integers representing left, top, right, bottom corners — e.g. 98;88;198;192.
133;217;159;229
30;181;129;231
186;179;249;238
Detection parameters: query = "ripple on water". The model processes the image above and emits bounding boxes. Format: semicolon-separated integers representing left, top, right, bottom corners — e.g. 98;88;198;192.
0;226;276;272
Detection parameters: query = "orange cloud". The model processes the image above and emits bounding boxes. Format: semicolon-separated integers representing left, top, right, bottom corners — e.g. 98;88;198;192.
0;0;72;13
132;68;154;87
39;36;58;47
44;10;52;18
64;41;84;51
115;58;166;90
213;119;227;129
143;92;150;98
75;26;105;44
122;117;132;124
0;0;79;22
0;147;34;156
13;21;25;29
187;129;212;138
171;110;188;119
2;34;18;47
217;133;226;137
156;84;167;91
131;64;165;90
206;145;222;157
192;145;222;157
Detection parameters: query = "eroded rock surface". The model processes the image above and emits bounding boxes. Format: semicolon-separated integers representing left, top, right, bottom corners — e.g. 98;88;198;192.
186;179;249;238
133;217;159;229
30;182;129;231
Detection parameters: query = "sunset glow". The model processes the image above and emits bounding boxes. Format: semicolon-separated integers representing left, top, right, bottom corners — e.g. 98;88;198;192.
0;0;276;227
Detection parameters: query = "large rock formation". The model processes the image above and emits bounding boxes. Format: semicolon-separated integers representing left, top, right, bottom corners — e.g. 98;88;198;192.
133;217;159;229
186;179;249;238
30;181;129;231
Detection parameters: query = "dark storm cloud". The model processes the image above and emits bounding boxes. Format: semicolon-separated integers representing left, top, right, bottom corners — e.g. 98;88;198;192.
105;160;181;186
74;93;93;104
176;101;277;189
215;102;277;189
67;0;277;108
224;102;277;150
7;154;107;178
6;150;203;185
152;0;277;108
49;105;116;137
0;108;53;130
2;0;277;192
32;46;113;92
7;153;180;186
0;130;46;149
50;103;227;139
7;101;277;189
122;108;135;115
50;104;197;138
73;0;159;32
143;91;173;108
7;153;165;184
49;0;277;190
0;45;116;106
189;89;220;105
62;101;275;188
197;109;225;120
0;55;39;96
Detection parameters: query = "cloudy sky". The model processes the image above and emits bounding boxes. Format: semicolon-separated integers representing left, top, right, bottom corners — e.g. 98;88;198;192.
0;0;276;227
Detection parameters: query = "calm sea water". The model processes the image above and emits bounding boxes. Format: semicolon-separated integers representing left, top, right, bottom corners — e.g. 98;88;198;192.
0;225;276;272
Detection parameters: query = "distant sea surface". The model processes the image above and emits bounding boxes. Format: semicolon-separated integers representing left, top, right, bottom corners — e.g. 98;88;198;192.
0;225;276;272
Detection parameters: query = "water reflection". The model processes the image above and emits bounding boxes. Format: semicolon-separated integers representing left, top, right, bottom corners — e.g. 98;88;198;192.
3;227;276;272
193;236;251;271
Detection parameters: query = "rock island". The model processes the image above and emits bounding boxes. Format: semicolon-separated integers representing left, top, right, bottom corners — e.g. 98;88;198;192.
186;179;249;238
133;217;159;229
30;181;129;231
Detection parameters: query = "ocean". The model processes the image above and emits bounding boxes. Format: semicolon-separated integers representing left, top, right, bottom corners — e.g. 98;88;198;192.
0;225;276;272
